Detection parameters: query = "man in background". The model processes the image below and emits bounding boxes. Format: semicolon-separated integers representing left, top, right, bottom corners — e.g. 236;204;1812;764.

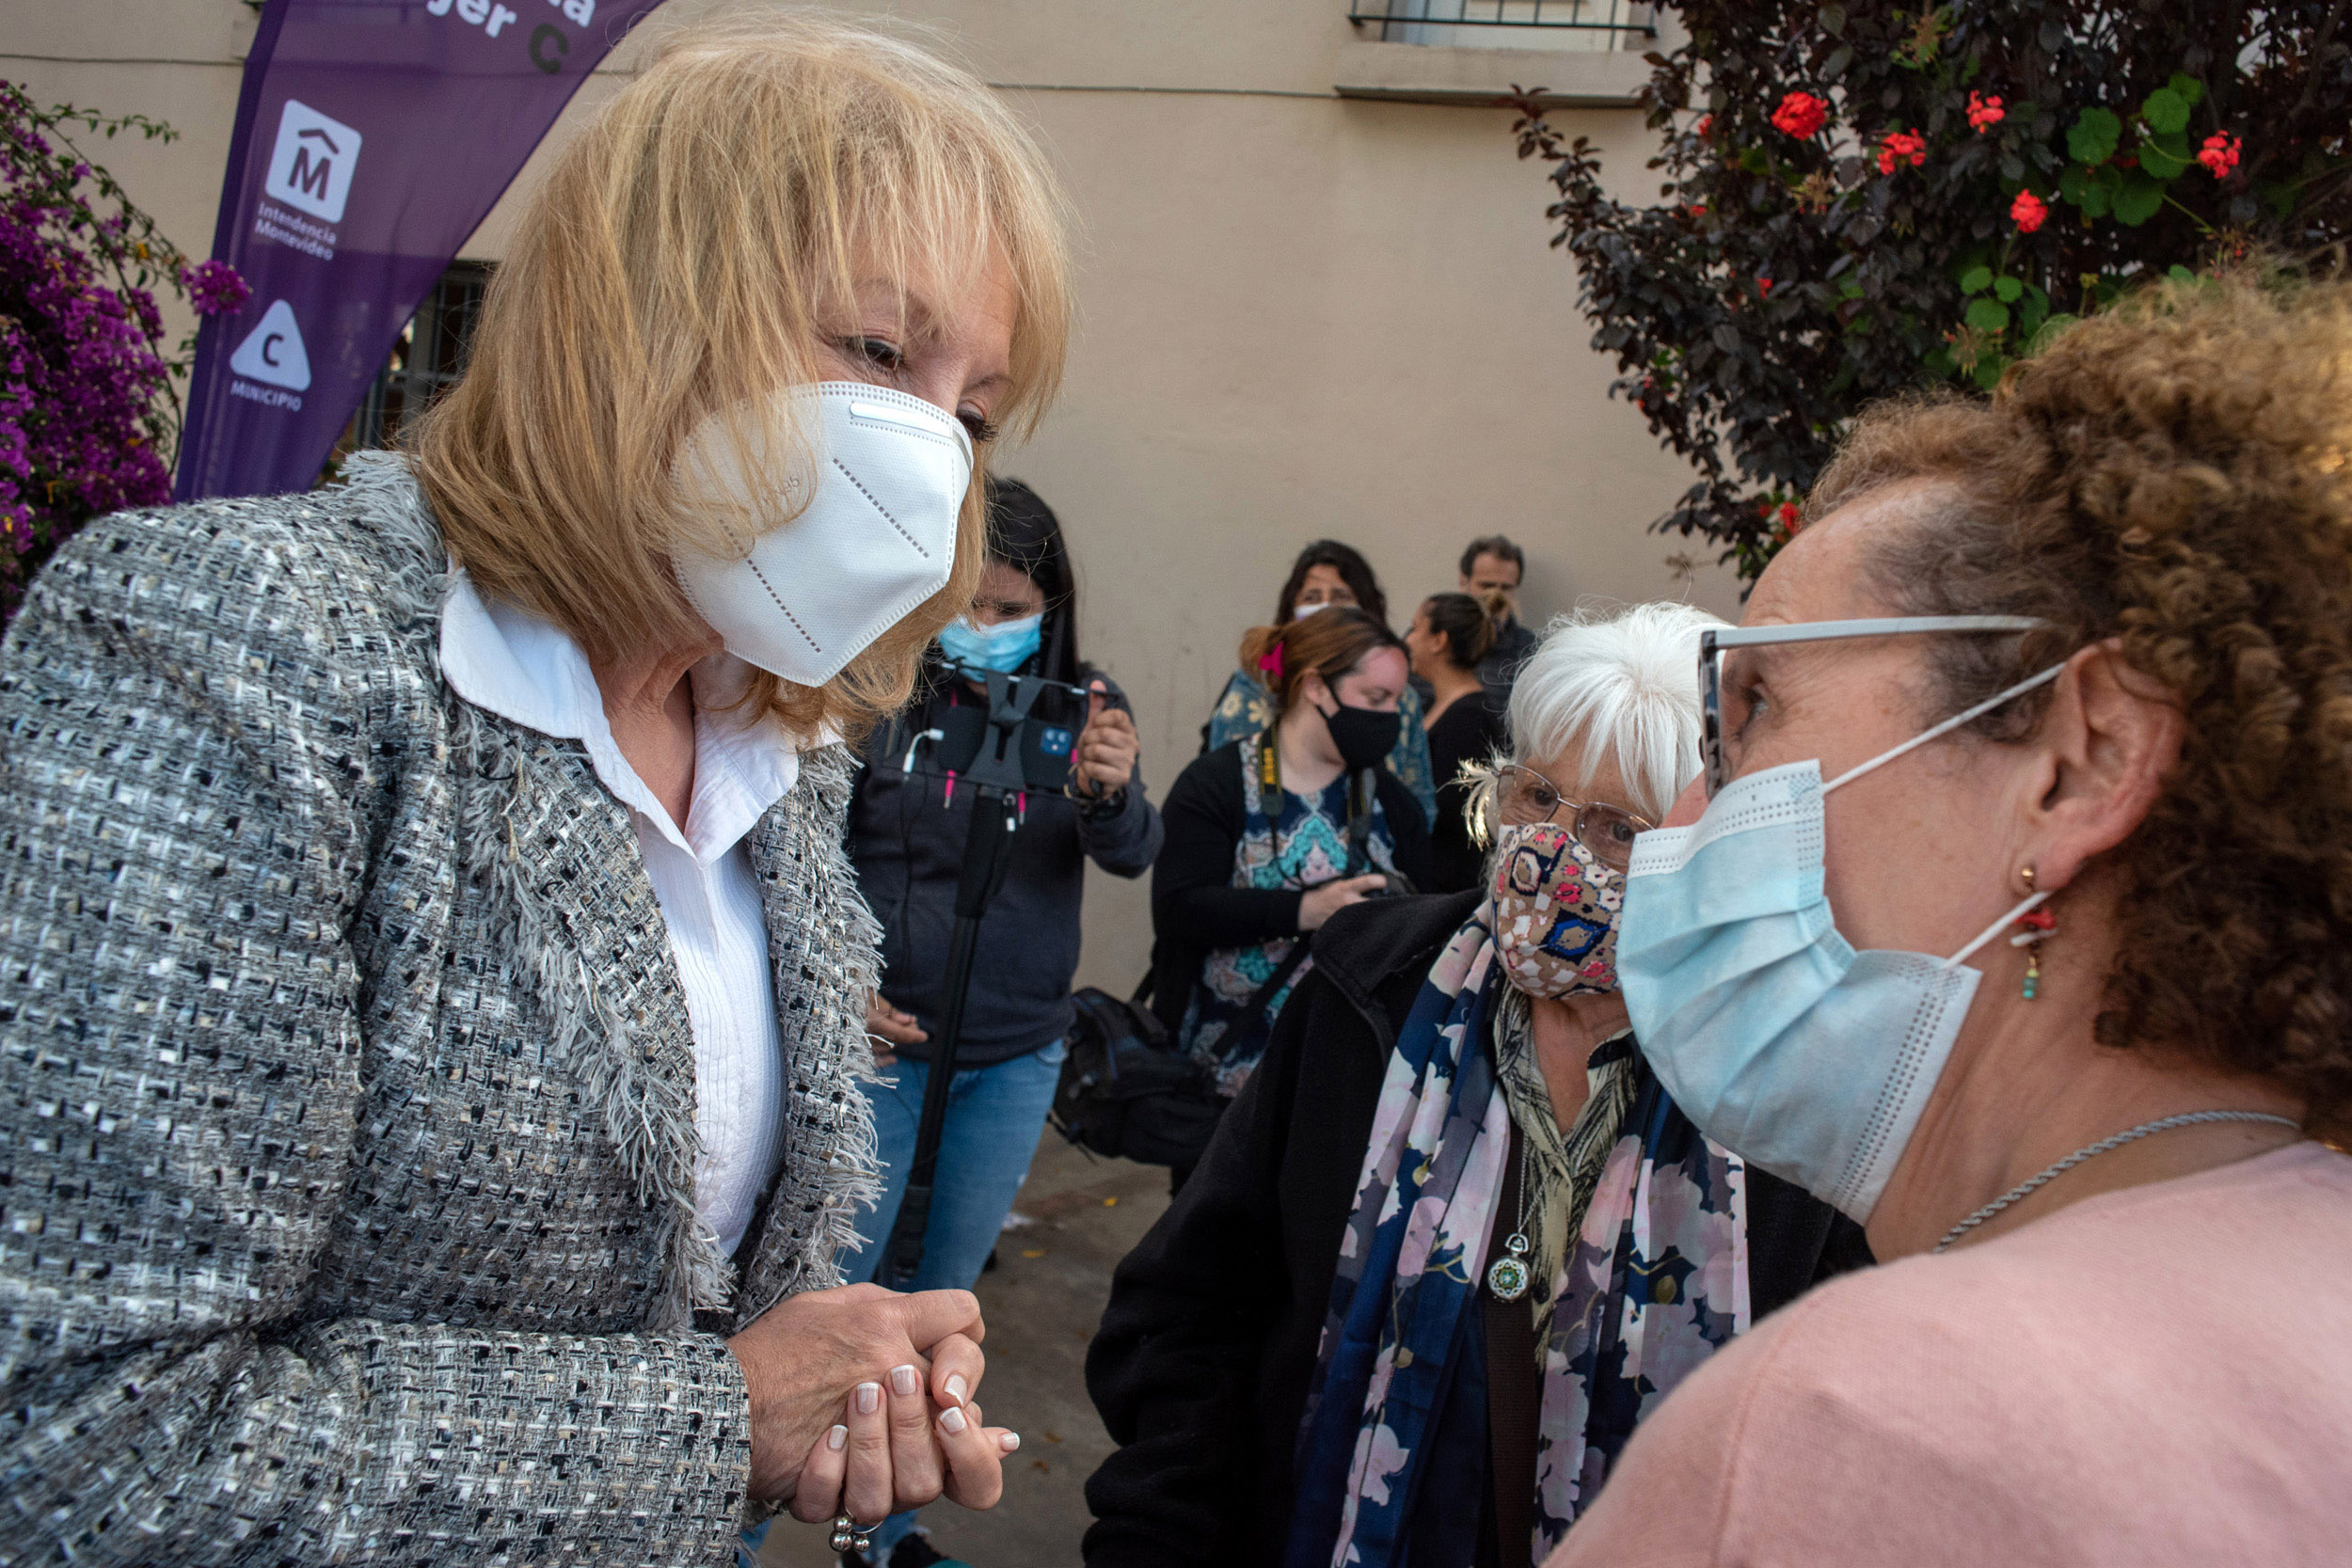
1459;533;1538;698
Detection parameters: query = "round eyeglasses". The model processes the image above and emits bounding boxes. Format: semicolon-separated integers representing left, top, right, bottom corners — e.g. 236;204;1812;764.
1491;763;1652;871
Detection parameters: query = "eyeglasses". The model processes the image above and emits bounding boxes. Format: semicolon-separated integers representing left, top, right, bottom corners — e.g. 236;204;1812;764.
1699;616;2048;797
1492;763;1652;871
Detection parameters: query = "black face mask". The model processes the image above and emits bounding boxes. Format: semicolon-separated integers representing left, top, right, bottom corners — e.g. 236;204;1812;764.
1321;700;1402;772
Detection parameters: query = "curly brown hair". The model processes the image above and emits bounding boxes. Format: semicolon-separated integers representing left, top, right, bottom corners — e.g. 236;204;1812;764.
1809;268;2352;1139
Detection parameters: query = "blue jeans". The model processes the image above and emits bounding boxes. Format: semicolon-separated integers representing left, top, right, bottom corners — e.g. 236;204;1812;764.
747;1037;1063;1565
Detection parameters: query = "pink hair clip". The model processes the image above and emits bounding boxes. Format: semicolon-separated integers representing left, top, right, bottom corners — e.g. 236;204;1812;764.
1257;645;1284;683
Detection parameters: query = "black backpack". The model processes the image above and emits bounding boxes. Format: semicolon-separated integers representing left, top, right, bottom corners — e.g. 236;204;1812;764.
1049;942;1315;1170
1049;981;1224;1168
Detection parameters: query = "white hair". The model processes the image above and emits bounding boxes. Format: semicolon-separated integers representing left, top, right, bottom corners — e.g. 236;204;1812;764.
1506;600;1730;821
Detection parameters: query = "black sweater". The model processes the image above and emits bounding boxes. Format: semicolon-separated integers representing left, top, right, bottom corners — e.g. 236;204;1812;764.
1086;890;1874;1568
1146;738;1435;1037
1423;691;1508;894
850;676;1163;1066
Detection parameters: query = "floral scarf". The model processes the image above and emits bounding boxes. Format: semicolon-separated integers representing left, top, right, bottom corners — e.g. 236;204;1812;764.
1285;914;1750;1568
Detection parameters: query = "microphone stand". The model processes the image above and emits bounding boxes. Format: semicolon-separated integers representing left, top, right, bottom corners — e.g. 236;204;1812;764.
877;662;1074;1290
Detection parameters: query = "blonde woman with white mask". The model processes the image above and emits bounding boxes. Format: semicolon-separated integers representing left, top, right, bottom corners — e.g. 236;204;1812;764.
0;16;1070;1563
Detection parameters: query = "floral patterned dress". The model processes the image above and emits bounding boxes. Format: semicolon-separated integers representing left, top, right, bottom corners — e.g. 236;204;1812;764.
1176;748;1403;1096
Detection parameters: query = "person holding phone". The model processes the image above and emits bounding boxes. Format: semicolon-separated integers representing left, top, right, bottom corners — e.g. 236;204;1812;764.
1150;608;1434;1109
837;478;1161;1567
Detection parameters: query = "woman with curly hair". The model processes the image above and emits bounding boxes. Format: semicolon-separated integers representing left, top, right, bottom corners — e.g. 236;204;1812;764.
1556;269;2352;1566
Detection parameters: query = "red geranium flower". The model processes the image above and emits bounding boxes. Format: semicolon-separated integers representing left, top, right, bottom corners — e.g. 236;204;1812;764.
1965;91;2005;133
1876;130;1927;175
2198;133;2242;178
1695;114;1713;139
2010;189;2048;232
1771;91;1830;140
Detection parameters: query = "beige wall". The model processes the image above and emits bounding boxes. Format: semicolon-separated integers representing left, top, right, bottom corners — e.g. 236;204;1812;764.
4;0;1730;992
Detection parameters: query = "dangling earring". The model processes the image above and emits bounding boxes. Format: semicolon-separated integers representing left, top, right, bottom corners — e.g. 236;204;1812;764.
2010;864;2056;999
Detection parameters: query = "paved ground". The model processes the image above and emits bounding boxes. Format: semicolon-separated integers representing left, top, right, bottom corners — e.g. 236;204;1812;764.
759;1133;1174;1568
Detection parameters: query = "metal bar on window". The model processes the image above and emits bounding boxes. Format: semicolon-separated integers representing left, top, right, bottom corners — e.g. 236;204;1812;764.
1345;0;1657;44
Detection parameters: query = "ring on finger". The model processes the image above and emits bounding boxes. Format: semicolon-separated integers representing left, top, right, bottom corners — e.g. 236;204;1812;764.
828;1513;875;1557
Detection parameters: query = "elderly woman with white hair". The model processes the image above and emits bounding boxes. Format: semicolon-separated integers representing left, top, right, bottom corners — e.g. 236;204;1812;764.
1083;604;1872;1568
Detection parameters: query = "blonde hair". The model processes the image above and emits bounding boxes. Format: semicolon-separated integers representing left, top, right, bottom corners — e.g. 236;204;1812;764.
409;11;1073;738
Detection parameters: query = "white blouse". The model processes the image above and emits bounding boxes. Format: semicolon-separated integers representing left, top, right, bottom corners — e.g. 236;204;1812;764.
440;571;808;1258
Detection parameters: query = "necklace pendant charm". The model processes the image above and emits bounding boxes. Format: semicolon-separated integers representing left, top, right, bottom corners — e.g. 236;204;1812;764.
1486;1234;1531;1302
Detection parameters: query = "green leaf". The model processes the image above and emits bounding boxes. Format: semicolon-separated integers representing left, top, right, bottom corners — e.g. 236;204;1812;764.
2168;263;2197;283
1960;263;1994;294
2168;71;2204;108
1994;276;2023;303
1965;297;2011;333
2067;107;2122;166
2260;180;2297;221
2027;312;2081;354
2139;131;2192;181
2140;87;2190;135
1819;2;1846;35
1740;145;1771;175
2059;164;2093;207
1973;356;2006;391
2112;168;2164;226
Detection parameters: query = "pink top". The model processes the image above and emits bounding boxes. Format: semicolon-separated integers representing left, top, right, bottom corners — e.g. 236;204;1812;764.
1549;1140;2352;1568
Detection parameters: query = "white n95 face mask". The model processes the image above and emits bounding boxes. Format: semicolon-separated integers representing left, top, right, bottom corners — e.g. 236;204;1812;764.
1615;662;2061;1222
671;382;973;687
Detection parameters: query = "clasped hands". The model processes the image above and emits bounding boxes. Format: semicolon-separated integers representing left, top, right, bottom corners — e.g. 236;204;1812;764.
730;1282;1018;1528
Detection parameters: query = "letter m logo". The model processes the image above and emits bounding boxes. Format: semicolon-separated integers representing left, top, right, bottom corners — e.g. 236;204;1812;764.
263;100;363;223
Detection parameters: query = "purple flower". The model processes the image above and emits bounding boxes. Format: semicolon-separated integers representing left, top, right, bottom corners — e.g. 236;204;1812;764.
181;258;251;316
1;83;183;618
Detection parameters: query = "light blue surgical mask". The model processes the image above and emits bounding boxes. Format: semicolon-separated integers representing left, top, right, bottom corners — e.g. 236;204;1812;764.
1617;658;2062;1222
938;611;1042;673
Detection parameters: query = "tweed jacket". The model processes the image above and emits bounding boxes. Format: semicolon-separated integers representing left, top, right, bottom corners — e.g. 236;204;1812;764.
0;455;885;1565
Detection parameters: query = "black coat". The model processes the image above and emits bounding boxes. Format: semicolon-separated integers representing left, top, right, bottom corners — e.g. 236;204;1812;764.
1085;890;1874;1568
1147;738;1435;1037
850;675;1162;1065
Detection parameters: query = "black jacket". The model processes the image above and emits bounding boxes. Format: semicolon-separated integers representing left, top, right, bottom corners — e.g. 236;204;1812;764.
1147;738;1435;1037
1085;890;1874;1568
850;675;1163;1065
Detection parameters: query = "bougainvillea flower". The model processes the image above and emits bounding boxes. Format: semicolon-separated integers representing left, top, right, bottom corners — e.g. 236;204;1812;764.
1965;91;2005;132
2198;133;2243;178
180;259;251;317
1771;91;1830;140
2011;189;2048;232
1876;130;1928;175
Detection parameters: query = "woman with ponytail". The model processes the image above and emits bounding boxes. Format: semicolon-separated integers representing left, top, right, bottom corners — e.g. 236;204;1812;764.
1200;541;1438;827
1148;609;1434;1107
1410;590;1514;892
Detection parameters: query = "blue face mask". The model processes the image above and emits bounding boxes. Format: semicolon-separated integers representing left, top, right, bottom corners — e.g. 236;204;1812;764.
938;611;1042;673
1616;659;2061;1222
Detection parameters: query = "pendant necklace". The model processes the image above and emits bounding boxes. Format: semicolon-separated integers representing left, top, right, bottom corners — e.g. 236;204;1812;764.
1486;1142;1538;1302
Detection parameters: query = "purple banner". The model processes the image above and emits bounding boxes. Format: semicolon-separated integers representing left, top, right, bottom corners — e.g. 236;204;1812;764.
175;0;665;501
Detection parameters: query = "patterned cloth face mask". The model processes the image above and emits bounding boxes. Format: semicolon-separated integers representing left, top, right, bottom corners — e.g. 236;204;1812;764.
1488;822;1625;998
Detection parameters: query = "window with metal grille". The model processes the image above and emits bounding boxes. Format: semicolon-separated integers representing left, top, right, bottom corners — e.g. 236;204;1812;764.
1348;0;1657;50
334;260;494;461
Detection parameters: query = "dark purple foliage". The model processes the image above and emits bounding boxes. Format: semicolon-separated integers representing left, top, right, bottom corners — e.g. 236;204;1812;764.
1510;3;2352;580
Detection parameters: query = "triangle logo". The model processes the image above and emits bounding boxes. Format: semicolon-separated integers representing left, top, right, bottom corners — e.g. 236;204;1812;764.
230;300;311;391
